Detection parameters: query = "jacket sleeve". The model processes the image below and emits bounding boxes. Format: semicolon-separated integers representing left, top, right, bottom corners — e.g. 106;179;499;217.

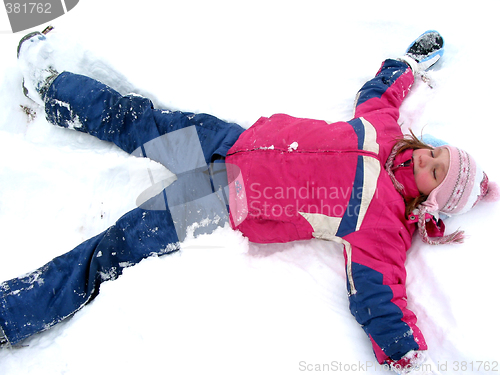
343;228;427;367
353;59;414;129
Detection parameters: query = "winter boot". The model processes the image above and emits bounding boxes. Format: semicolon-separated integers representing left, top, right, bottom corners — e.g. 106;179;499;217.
401;30;444;73
17;26;59;105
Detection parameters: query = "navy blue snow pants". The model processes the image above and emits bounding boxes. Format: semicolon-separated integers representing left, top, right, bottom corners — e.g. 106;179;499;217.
0;72;245;346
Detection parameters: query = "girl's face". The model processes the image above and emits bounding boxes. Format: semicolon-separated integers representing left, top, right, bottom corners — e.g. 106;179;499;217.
413;147;450;195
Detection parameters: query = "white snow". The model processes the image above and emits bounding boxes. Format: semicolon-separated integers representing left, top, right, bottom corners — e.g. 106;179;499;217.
1;1;499;374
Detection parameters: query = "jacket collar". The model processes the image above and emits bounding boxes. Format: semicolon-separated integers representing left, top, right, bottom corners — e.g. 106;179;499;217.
391;148;421;202
390;147;447;238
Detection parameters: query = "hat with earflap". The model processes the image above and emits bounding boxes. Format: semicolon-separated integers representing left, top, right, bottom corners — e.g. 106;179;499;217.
417;145;499;244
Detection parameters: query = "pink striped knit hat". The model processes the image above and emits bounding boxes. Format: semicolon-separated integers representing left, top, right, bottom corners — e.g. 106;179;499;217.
418;145;499;244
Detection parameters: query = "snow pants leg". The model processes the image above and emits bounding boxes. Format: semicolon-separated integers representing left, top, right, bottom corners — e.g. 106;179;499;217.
0;207;179;346
44;71;244;170
0;72;245;346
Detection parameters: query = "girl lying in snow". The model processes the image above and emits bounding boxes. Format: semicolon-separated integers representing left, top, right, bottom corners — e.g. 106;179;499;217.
1;29;498;374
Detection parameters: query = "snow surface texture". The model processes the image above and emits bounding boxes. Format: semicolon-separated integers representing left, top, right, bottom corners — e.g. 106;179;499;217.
1;1;499;374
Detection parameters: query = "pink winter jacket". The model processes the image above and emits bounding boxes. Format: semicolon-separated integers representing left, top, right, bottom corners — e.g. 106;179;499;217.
225;59;441;366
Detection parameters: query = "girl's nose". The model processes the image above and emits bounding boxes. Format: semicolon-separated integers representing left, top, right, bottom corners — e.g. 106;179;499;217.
420;153;432;168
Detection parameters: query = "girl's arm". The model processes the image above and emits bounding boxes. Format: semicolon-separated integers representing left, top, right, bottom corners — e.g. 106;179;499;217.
353;59;414;126
343;228;428;371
